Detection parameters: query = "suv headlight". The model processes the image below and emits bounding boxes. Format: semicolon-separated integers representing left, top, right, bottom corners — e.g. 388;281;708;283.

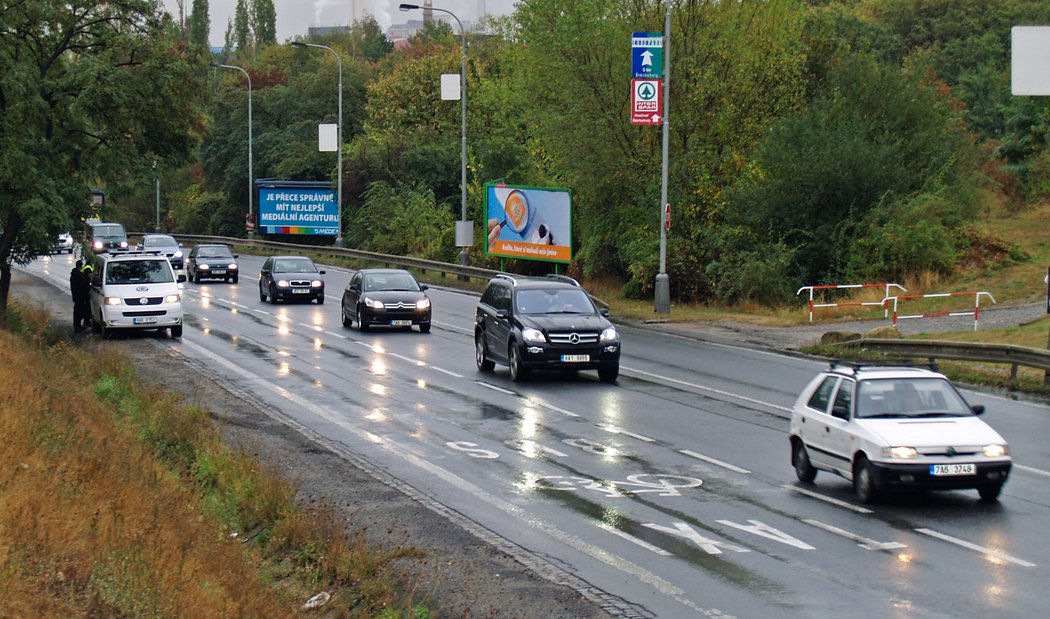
600;326;619;342
882;446;918;459
522;327;545;344
365;297;385;309
983;444;1007;458
173;250;183;258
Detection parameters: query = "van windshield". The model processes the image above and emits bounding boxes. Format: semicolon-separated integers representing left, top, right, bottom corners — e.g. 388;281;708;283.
106;260;174;285
93;224;126;237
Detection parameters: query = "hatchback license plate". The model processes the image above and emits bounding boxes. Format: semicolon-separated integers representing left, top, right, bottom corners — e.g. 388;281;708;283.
211;269;226;275
930;463;975;476
291;288;309;294
133;317;158;325
390;319;412;326
561;354;590;362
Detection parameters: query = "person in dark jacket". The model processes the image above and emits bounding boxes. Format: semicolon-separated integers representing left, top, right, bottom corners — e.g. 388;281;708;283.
70;260;91;332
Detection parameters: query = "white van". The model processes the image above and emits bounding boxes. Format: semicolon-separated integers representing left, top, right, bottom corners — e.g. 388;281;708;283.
89;251;183;338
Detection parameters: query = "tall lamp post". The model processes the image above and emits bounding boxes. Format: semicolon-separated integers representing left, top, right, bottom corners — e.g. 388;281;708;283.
399;3;470;267
215;63;254;239
291;41;344;247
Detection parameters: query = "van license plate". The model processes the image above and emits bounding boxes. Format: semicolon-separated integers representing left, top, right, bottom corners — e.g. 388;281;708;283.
930;464;975;476
133;317;158;325
561;354;590;362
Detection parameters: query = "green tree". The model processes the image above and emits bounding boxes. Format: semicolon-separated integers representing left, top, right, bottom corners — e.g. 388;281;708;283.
354;15;394;62
0;0;204;324
188;0;210;50
233;0;251;52
252;0;276;47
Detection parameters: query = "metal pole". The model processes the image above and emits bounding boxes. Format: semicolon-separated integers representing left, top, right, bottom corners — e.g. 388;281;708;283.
654;1;672;313
155;177;160;232
291;43;344;246
399;4;469;267
219;64;254;239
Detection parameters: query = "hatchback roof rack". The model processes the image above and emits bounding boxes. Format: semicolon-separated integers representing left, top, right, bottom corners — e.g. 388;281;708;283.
829;360;939;374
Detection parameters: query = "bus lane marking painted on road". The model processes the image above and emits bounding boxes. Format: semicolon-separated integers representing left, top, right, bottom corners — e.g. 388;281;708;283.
622;366;792;415
802;519;905;551
173;340;728;613
598;523;673;556
643;521;750;556
680;450;752;475
525;474;703;499
716;520;816;550
783;485;873;514
915;528;1036;568
504;439;569;459
446;441;500;459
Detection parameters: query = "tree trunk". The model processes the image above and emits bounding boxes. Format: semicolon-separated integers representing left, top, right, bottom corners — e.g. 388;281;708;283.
0;261;10;328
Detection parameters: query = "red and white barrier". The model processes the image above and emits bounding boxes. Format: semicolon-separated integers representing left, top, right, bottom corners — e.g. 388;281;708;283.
885;291;996;331
797;283;906;322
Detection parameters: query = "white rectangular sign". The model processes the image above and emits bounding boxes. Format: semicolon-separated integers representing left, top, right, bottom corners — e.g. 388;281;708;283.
318;123;337;152
1012;26;1050;95
441;73;460;101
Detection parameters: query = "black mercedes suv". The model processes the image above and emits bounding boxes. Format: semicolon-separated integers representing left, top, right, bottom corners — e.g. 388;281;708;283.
474;274;620;382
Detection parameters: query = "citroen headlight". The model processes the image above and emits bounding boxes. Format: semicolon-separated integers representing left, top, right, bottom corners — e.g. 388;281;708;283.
600;326;619;342
365;297;385;309
164;294;180;304
883;446;919;459
522;328;546;344
417;297;431;310
983;444;1008;458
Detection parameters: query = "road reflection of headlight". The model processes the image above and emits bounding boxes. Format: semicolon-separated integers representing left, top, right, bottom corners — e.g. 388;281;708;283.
370;383;386;396
278;362;290;376
371;360;387;375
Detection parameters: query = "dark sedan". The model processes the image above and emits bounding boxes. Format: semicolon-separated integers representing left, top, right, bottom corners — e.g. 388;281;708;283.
259;255;325;304
187;244;239;283
341;269;431;332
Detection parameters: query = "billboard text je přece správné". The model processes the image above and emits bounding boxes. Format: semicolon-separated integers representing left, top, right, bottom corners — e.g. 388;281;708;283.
257;187;338;235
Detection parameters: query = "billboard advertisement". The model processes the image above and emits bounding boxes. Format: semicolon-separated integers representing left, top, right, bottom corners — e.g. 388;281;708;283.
257;184;338;235
484;184;572;263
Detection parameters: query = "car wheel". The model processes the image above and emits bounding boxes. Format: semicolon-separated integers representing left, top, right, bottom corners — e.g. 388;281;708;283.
231;275;238;284
100;322;113;340
978;483;1003;502
268;284;278;304
792;441;817;483
853;455;879;504
419;323;431;334
357;306;369;331
475;332;494;372
316;295;325;305
509;343;529;382
91;315;101;333
193;271;201;284
170;325;183;338
259;283;266;302
598;363;619;383
341;307;351;328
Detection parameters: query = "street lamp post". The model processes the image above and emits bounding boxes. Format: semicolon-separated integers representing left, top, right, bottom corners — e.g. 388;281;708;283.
291;41;344;247
399;3;470;267
216;63;254;239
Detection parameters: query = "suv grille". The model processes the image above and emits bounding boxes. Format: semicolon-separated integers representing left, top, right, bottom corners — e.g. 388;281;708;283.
548;332;599;345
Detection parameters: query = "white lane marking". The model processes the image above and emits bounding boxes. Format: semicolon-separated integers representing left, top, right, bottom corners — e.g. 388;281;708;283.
680;449;751;474
597;423;655;443
783;485;873;514
597;523;672;556
528;398;581;419
176;337;700;604
915;528;1036;568
355;341;375;351
1015;463;1050;477
434;320;472;335
476;381;516;395
323;330;348;339
430;367;464;378
622;366;792;414
802;519;905;551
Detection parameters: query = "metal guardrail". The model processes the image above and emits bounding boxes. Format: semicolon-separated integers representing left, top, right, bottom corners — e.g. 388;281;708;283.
835;338;1050;382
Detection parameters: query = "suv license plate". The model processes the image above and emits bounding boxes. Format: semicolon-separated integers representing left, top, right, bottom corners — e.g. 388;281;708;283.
133;317;158;325
930;463;975;476
561;354;590;362
390;320;412;326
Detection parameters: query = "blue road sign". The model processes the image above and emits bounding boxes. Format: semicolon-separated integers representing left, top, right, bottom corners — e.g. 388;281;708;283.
632;31;664;79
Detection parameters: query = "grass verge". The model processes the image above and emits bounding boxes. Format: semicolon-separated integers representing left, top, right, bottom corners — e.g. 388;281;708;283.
0;302;432;617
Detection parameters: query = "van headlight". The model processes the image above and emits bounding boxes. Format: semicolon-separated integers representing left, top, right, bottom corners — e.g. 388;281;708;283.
983;444;1007;458
164;294;180;304
104;297;122;306
883;446;918;459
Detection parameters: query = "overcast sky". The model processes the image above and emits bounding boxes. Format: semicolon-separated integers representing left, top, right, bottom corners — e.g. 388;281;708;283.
160;0;518;47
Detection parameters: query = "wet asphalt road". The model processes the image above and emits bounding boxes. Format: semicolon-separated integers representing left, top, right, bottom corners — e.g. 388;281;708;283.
22;253;1050;619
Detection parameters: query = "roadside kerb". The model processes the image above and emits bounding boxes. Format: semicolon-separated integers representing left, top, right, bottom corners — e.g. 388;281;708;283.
833;338;1050;384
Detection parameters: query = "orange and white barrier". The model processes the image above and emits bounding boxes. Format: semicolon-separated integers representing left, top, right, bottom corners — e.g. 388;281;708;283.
885;291;996;331
797;283;906;322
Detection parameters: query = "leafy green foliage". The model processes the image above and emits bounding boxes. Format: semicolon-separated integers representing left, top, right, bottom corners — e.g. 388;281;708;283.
347;182;454;261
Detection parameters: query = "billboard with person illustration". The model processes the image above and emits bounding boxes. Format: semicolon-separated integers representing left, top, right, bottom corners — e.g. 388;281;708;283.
484;183;572;264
